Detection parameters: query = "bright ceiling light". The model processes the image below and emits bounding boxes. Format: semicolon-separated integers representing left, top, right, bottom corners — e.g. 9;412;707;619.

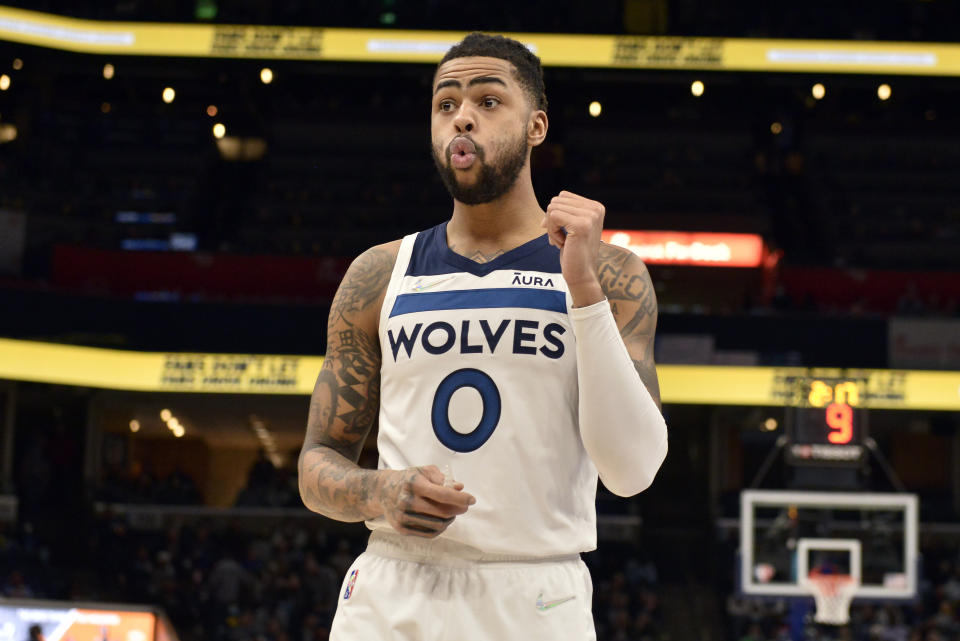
690;80;704;97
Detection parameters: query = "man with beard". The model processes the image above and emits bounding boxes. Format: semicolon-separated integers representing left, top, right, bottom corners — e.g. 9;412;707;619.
298;32;668;640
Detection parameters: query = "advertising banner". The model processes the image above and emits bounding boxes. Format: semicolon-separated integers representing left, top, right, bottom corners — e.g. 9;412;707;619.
889;318;960;370
602;230;765;267
2;6;960;76
0;605;155;641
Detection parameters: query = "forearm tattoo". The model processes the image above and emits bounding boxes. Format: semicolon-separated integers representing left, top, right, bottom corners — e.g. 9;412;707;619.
597;244;662;409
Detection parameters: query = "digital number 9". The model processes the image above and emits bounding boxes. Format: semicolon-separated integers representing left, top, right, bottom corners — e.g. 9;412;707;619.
825;402;853;444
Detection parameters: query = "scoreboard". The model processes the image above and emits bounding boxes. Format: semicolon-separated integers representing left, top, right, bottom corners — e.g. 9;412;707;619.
786;378;867;468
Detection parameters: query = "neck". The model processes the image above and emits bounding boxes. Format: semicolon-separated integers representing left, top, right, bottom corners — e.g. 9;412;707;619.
447;170;544;251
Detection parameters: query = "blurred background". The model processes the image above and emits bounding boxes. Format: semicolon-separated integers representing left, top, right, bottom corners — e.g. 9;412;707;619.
0;1;958;641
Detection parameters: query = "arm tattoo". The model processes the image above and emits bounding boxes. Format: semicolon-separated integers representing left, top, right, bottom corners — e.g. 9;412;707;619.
321;325;381;447
329;248;395;323
299;447;381;521
299;245;396;521
597;244;662;409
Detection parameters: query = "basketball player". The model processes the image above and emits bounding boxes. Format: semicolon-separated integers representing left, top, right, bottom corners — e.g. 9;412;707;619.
298;32;668;640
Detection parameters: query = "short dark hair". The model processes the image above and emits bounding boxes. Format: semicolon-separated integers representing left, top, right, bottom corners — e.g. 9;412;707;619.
438;32;547;112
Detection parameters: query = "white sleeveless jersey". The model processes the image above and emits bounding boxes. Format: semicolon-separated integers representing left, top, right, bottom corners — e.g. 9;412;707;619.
368;222;599;557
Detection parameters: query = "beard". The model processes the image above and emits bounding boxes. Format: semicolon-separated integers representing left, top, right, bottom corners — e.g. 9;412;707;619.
431;130;528;205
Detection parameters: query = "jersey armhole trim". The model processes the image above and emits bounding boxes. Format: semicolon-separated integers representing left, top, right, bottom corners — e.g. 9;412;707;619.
378;233;419;339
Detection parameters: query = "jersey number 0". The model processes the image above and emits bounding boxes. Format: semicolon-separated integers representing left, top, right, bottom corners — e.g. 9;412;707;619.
431;368;502;452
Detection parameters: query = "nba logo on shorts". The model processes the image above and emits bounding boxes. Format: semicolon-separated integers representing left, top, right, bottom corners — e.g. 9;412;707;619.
343;569;358;600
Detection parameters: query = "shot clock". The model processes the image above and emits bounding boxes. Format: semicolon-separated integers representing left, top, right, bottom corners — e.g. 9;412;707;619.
786;378;867;468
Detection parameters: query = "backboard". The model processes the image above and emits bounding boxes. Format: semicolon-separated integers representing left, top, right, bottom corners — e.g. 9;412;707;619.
740;490;918;601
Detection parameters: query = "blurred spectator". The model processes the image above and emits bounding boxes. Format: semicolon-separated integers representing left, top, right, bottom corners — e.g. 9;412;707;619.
897;282;926;316
233;454;300;508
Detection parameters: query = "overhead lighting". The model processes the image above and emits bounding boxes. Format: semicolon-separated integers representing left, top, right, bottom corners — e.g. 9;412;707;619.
260;67;273;84
763;417;778;431
162;86;175;103
770;121;783;135
160;408;172;421
206;104;218;117
12;58;22;71
250;415;281;462
690;80;704;97
103;63;115;80
588;101;602;117
212;122;226;139
811;83;825;100
172;425;185;438
0;124;17;143
129;419;140;433
0;75;10;91
877;83;892;101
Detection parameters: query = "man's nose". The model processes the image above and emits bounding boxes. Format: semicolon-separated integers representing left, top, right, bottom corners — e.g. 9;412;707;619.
453;104;475;133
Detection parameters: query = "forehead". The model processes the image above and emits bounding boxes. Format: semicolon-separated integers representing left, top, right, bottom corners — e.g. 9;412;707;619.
433;56;517;90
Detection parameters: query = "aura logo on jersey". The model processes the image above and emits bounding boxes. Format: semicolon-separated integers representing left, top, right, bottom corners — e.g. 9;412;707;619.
387;319;566;362
511;272;555;287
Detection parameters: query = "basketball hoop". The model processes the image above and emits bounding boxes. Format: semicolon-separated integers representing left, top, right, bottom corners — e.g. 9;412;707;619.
806;570;858;625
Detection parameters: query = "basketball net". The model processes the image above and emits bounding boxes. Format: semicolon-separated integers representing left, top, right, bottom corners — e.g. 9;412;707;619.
807;570;857;625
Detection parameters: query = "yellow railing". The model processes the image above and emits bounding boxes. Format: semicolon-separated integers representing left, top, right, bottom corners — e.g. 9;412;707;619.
1;337;957;408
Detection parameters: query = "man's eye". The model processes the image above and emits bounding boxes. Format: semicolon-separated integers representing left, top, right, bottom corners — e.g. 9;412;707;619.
439;100;455;112
482;97;500;108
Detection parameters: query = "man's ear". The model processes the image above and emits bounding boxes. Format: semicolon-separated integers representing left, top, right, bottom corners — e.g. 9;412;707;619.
527;110;548;147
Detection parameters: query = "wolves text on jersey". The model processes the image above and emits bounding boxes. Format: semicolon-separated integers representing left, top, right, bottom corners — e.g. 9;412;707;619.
387;318;566;362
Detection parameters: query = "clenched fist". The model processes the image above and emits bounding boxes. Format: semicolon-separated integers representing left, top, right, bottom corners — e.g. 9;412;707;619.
542;190;606;307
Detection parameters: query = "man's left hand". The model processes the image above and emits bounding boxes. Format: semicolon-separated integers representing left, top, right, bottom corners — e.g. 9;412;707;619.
543;190;606;307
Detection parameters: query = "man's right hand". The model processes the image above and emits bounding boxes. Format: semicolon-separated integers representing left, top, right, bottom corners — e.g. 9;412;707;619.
377;465;476;538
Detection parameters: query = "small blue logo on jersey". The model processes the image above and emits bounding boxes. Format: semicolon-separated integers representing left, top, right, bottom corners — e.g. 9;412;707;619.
411;276;453;292
512;272;554;287
343;569;358;600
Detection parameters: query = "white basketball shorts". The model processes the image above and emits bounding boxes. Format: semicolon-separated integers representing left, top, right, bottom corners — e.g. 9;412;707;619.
330;530;597;641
